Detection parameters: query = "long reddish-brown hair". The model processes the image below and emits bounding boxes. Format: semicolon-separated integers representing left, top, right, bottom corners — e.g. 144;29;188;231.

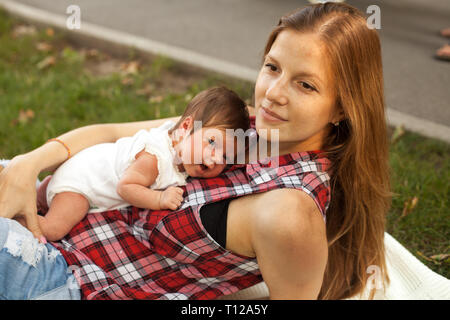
263;3;391;299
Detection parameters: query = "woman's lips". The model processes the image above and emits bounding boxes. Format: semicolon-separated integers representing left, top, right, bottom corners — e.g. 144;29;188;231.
259;106;287;122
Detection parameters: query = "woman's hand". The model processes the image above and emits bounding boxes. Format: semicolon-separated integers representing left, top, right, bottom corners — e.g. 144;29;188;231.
0;155;44;241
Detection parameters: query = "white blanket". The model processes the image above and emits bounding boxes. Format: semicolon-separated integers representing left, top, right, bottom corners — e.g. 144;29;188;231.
218;232;450;300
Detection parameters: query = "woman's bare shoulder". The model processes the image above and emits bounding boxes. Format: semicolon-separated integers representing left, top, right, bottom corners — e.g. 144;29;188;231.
247;189;328;299
228;188;326;256
227;188;320;258
250;188;325;240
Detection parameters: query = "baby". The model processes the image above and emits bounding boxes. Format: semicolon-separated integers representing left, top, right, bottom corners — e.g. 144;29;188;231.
37;86;250;241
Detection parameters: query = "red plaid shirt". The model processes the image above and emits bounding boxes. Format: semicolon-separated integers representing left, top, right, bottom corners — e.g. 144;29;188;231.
53;150;331;300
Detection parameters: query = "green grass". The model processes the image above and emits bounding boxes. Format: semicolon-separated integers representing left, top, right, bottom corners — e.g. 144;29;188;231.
0;10;253;158
0;10;448;278
387;131;449;276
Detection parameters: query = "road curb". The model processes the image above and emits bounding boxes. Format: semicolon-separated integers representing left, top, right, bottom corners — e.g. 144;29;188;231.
1;0;449;144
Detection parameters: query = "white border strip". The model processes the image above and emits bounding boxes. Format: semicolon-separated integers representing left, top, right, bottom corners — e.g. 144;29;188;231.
1;0;449;143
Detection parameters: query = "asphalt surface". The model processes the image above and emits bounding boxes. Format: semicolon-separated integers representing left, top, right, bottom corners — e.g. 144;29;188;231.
8;0;450;128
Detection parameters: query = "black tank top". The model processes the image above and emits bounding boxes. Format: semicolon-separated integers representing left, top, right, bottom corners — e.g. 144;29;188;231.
199;198;232;248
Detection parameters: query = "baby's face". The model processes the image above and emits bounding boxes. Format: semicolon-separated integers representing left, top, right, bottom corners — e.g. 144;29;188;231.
177;127;233;178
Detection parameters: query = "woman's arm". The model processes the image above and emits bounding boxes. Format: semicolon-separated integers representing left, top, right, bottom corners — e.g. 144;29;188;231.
10;117;181;174
249;189;328;299
0;116;180;240
35;117;182;173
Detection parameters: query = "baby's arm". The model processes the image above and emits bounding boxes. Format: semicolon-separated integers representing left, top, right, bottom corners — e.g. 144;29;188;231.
117;150;184;210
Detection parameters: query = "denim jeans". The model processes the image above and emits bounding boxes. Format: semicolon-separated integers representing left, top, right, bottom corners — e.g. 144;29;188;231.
0;217;81;300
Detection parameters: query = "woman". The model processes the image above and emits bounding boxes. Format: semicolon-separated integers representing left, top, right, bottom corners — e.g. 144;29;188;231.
0;3;390;300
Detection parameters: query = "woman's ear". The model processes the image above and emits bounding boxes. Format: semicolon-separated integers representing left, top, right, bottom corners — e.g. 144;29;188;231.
331;103;345;124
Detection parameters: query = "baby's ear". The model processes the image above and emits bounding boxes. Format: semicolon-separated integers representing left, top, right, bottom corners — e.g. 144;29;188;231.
172;127;188;142
172;116;193;141
180;116;193;131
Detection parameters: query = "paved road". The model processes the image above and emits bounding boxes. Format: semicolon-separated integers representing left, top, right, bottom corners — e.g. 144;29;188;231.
8;0;450;128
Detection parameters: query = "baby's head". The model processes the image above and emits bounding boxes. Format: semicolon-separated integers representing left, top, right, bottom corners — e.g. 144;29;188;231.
170;86;250;178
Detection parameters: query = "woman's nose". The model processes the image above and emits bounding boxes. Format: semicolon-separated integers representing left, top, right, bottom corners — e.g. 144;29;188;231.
265;76;289;106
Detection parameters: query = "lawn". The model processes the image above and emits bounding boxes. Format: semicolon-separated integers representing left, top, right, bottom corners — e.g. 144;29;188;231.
0;10;448;278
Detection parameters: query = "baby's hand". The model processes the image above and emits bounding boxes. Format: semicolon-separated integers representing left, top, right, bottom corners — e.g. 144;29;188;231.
159;186;184;210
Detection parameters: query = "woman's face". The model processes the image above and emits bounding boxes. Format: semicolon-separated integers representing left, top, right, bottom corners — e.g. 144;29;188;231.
255;29;341;153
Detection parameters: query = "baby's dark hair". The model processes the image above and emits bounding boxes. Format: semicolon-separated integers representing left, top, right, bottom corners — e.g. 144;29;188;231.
170;86;250;134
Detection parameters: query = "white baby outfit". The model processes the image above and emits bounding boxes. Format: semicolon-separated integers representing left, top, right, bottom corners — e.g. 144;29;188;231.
46;121;188;213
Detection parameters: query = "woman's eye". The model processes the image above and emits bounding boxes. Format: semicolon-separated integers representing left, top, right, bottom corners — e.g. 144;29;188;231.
265;63;277;72
299;81;315;91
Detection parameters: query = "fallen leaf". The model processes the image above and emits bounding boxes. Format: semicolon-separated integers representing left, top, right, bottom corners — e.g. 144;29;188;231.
12;25;37;38
121;77;134;86
46;27;55;37
36;42;53;52
37;56;56;70
120;61;140;75
416;251;433;262
391;125;405;144
401;201;408;217
85;49;100;59
430;254;450;261
410;196;418;210
417;251;441;265
400;196;419;218
12;109;35;126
